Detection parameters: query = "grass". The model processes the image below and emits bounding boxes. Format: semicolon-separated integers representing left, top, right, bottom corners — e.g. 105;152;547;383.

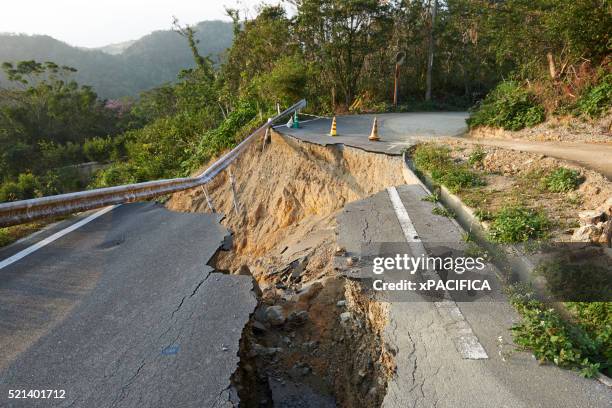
413;144;485;193
432;206;455;218
0;221;57;248
488;206;549;243
421;192;439;203
544;168;582;193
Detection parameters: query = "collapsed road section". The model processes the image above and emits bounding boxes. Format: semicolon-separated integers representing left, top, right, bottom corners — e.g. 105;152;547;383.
169;128;611;407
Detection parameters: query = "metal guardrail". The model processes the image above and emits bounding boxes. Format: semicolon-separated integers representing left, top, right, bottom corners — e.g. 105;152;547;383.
0;99;307;227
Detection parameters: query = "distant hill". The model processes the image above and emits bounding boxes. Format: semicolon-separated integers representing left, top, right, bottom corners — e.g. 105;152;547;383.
0;21;233;99
93;40;137;55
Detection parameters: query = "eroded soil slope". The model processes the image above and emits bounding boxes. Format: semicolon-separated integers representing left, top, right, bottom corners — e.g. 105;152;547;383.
168;131;405;407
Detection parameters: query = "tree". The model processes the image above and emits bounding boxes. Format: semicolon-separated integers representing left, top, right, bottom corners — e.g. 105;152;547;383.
425;0;438;101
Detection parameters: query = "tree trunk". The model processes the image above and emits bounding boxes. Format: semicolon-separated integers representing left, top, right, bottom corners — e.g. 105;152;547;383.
547;52;557;80
425;0;438;101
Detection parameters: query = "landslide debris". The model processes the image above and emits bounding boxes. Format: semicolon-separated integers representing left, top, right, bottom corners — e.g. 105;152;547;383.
168;131;404;407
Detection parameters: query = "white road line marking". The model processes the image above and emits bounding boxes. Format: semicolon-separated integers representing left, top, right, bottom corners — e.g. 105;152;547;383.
386;186;488;360
387;186;421;242
0;205;118;270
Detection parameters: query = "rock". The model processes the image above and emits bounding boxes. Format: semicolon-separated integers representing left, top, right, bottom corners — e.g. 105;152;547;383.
250;343;281;357
597;197;612;218
297;282;323;303
265;305;286;326
335;246;346;255
578;210;605;226
339;312;351;323
289;256;308;280
571;225;602;242
290;362;311;377
251;321;268;336
286;310;309;327
235;264;252;276
598;221;612;247
302;341;318;351
336;300;346;307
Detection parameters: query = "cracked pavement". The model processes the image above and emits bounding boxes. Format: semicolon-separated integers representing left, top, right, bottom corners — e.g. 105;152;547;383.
337;185;611;407
0;202;257;407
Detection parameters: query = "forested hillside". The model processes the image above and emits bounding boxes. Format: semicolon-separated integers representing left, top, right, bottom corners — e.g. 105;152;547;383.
1;0;609;204
0;20;233;98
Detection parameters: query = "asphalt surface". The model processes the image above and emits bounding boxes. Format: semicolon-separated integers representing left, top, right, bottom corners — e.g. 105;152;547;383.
277;112;468;154
0;202;256;407
336;183;611;407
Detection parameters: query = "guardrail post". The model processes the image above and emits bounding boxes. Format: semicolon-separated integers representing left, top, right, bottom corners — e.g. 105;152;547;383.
228;168;240;215
276;102;281;115
201;185;215;213
261;118;273;152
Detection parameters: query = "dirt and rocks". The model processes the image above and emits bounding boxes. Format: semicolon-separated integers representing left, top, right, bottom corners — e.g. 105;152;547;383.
168;131;402;407
469;114;612;144
441;139;612;244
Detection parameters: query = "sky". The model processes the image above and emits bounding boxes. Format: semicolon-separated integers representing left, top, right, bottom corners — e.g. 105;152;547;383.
2;0;272;48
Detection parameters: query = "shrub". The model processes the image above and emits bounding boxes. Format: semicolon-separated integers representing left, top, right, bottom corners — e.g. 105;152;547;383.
39;141;85;169
566;302;612;365
0;173;40;202
83;137;113;162
90;162;137;188
574;74;612;118
41;167;83;196
468;81;545;131
468;146;486;166
545;168;581;192
510;288;604;377
488;206;549;243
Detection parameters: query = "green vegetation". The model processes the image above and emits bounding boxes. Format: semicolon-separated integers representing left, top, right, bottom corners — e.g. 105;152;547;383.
413;144;485;193
574;73;612;118
509;287;606;378
488;206;549;243
432;206;455;218
544;168;582;193
467;81;545;130
509;257;611;377
0;61;130;200
468;146;486;166
421;193;440;203
0;220;61;248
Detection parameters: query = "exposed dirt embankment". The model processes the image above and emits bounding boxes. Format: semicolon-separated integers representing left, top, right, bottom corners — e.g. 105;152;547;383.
168;131;405;407
469;114;611;144
168;131;405;272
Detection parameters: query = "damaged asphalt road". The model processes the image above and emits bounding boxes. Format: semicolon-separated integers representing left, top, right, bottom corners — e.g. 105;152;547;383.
0;202;257;407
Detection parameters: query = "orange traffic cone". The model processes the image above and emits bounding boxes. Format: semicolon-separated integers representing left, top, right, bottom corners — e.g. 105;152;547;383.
368;117;380;141
330;116;337;136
